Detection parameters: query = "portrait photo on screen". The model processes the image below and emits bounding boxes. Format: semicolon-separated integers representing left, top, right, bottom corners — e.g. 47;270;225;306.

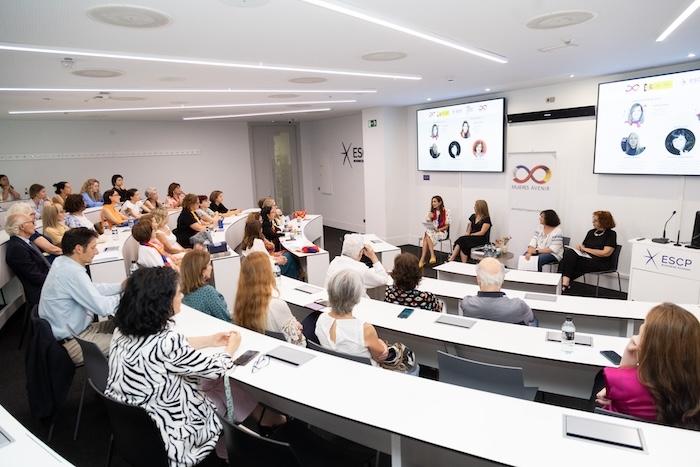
620;132;645;156
665;128;695;155
417;97;505;172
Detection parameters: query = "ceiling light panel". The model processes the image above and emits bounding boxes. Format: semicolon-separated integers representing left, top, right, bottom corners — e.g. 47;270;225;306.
656;0;700;41
183;107;331;121
0;87;376;94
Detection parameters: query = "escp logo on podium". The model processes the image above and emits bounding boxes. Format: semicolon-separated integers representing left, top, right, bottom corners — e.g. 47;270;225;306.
643;249;693;271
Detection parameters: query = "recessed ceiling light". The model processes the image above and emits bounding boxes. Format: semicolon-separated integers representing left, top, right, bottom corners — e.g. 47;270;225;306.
0;43;421;80
71;68;123;78
656;0;700;42
299;0;507;64
569;74;575;78
0;87;375;94
426;98;432;101
526;11;595;29
689;52;697;58
268;93;300;99
86;5;171;28
109;96;146;101
484;88;491;92
361;51;407;61
183;108;332;121
8;99;355;115
289;77;328;84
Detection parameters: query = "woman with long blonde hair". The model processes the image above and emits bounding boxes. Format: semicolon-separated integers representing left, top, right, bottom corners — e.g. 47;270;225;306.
448;199;492;263
597;303;700;429
234;252;305;346
42;203;70;246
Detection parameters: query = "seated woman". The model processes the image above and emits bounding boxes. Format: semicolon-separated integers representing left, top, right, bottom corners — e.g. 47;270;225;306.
79;178;103;208
141;186;162;213
152;207;186;255
261;206;286;251
100;189;129;229
234;252;306;346
111;174;128;202
6;203;62;258
166;182;185;209
131;219;177;270
196;195;220;226
386;253;443;312
449;199;492;263
41;203;70;246
325;233;390;290
420;195;450;268
209;190;241;217
523;209;564;272
0;174;21;201
29;183;49;219
64;194;96;230
174;194;207;248
51;181;72;207
241;218;297;276
120;188;143;219
105;267;244;467
179;249;230;322
596;303;700;429
558;210;617;292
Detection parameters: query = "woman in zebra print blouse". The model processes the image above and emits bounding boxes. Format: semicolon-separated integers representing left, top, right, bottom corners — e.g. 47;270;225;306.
106;267;242;467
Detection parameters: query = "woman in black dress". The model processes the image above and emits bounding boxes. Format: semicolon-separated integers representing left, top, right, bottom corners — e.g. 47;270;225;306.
558;211;617;292
448;200;492;262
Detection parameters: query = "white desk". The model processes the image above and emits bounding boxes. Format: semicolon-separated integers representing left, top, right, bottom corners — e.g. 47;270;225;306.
0;404;73;466
89;227;132;284
434;261;561;294
362;233;401;272
0;231;14;290
628;238;700;304
280;215;329;287
172;305;698;467
276;276;627;399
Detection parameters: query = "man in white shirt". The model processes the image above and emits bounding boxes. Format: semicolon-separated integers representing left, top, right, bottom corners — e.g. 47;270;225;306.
325;234;390;291
38;227;122;364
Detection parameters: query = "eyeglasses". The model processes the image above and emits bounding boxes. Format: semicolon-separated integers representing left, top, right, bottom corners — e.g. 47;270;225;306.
251;354;270;374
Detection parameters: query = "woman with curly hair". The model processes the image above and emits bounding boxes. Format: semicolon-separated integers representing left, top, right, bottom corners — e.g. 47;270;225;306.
385;253;443;312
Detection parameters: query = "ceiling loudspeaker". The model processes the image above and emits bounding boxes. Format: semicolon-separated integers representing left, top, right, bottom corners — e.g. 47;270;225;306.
507;105;596;123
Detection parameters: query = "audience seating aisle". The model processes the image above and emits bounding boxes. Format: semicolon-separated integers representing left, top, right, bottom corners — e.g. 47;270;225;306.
172;304;698;467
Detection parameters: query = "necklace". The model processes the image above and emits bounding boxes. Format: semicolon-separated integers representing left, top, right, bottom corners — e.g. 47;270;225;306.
593;229;605;236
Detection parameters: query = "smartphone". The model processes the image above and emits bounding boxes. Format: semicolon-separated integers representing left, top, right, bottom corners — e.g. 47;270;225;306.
397;308;414;319
600;350;622;365
233;350;260;366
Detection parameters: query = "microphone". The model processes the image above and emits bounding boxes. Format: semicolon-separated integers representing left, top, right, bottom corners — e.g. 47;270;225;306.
652;210;676;244
674;230;681;247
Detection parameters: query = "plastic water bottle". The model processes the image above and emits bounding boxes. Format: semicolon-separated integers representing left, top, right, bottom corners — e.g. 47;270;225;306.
561;316;576;353
129;261;138;276
111;226;119;241
128;217;134;228
273;263;282;285
218;217;224;230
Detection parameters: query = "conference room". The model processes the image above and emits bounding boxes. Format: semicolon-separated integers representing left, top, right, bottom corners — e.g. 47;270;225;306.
1;1;700;466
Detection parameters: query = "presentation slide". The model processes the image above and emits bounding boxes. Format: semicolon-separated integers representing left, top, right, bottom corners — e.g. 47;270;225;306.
594;68;700;175
417;98;505;172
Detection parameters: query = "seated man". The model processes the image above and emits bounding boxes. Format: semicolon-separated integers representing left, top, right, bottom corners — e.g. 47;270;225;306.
38;228;122;364
4;213;51;307
325;234;390;290
459;257;535;325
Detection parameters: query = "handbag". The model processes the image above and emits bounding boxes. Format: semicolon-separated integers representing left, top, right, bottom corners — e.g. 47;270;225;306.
378;342;418;374
189;229;214;246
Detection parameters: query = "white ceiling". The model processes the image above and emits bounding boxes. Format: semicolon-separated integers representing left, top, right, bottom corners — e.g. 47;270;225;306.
0;0;698;121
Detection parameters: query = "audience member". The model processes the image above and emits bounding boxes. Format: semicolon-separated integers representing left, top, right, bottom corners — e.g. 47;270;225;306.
166;182;184;208
100;189;128;228
558;210;617;292
105;267;243;467
261;206;285;251
29;183;48;219
524;209;564;272
4;213;51;307
244;217;298;278
38;228;121;364
131;219;175;269
120;188;143;219
459;257;535;325
64;194;96;230
596;303;700;429
420;195;450;267
209;190;240;216
196;195;220;225
234;252;306;346
180;249;229;322
174;194;207;248
152;207;185;254
79;178;103;208
141;186;161;213
51;181;71;207
7;203;62;258
325;233;390;290
0;174;21;201
386;253;443;312
111;174;128;202
41;203;70;246
449;199;492;262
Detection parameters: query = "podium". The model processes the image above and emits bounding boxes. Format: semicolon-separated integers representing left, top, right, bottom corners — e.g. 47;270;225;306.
628;239;700;304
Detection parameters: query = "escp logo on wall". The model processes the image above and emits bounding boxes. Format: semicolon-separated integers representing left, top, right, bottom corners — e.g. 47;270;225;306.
643;249;693;271
340;142;363;167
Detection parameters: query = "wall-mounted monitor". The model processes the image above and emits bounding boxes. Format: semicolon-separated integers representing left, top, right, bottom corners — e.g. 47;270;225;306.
417;97;505;172
594;68;700;175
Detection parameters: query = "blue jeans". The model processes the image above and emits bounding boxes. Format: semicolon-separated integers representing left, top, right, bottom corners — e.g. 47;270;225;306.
280;251;300;279
537;253;558;272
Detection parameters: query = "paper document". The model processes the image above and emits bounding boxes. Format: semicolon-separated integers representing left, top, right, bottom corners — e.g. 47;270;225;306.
565;245;591;258
517;255;538;271
422;221;437;230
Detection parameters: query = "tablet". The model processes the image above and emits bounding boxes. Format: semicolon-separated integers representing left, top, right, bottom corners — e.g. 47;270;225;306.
0;426;13;449
546;331;593;346
564;415;644;451
435;314;476;329
266;346;316;366
294;284;324;294
524;293;557;302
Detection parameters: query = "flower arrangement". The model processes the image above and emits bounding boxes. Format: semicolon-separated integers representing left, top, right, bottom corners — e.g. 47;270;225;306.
494;235;512;253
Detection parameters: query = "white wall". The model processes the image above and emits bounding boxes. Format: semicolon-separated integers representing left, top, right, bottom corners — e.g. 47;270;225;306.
299;113;365;232
0;120;255;209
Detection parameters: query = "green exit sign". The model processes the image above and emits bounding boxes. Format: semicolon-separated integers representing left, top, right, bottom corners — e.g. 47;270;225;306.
368;119;378;128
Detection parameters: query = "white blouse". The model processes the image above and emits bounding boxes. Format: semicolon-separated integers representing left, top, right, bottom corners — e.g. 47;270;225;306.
528;225;564;260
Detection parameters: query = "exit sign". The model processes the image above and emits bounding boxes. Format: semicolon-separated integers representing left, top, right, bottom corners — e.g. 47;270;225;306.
368;119;378;128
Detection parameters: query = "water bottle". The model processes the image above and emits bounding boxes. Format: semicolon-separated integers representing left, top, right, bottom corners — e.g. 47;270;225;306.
128;217;135;228
561;316;576;353
218;217;224;230
273;263;282;285
129;261;138;276
111;225;119;241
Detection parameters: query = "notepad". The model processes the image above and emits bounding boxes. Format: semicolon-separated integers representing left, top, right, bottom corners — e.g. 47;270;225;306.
524;293;558;302
0;426;13;449
295;284;324;294
564;415;644;450
546;331;593;346
435;314;477;329
266;346;316;366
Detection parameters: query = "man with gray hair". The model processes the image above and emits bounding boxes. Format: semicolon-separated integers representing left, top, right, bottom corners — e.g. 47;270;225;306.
4;213;51;307
459;257;535;325
324;233;390;290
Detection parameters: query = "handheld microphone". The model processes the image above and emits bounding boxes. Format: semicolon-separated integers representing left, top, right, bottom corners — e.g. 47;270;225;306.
652;210;676;244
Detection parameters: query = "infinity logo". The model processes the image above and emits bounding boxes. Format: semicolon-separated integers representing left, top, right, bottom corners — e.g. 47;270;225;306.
512;165;552;184
625;84;640;92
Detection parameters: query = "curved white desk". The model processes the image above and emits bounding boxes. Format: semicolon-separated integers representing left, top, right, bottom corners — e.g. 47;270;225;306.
361;233;401;272
280;215;329;287
172;305;698;467
435;261;561;294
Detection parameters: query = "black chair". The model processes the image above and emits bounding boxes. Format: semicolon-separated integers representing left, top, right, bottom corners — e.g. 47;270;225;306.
73;337;109;440
16;276;39;349
307;340;372;365
217;413;302;467
583;244;623;297
543;236;571;273
91;380;169;467
437;351;538;400
265;330;287;342
300;311;320;345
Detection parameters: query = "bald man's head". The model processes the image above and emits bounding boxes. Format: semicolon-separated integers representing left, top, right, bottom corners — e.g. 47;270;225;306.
476;257;505;291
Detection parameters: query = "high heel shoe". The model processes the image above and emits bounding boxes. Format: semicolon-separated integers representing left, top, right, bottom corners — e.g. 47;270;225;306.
418;258;425;268
429;256;437;265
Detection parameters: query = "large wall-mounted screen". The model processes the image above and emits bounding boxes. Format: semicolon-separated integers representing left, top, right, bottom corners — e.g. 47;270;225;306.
417;97;505;172
594;68;700;175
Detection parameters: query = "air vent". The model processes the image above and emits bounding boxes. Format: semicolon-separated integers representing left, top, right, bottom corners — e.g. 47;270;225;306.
87;5;171;28
527;11;595;30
